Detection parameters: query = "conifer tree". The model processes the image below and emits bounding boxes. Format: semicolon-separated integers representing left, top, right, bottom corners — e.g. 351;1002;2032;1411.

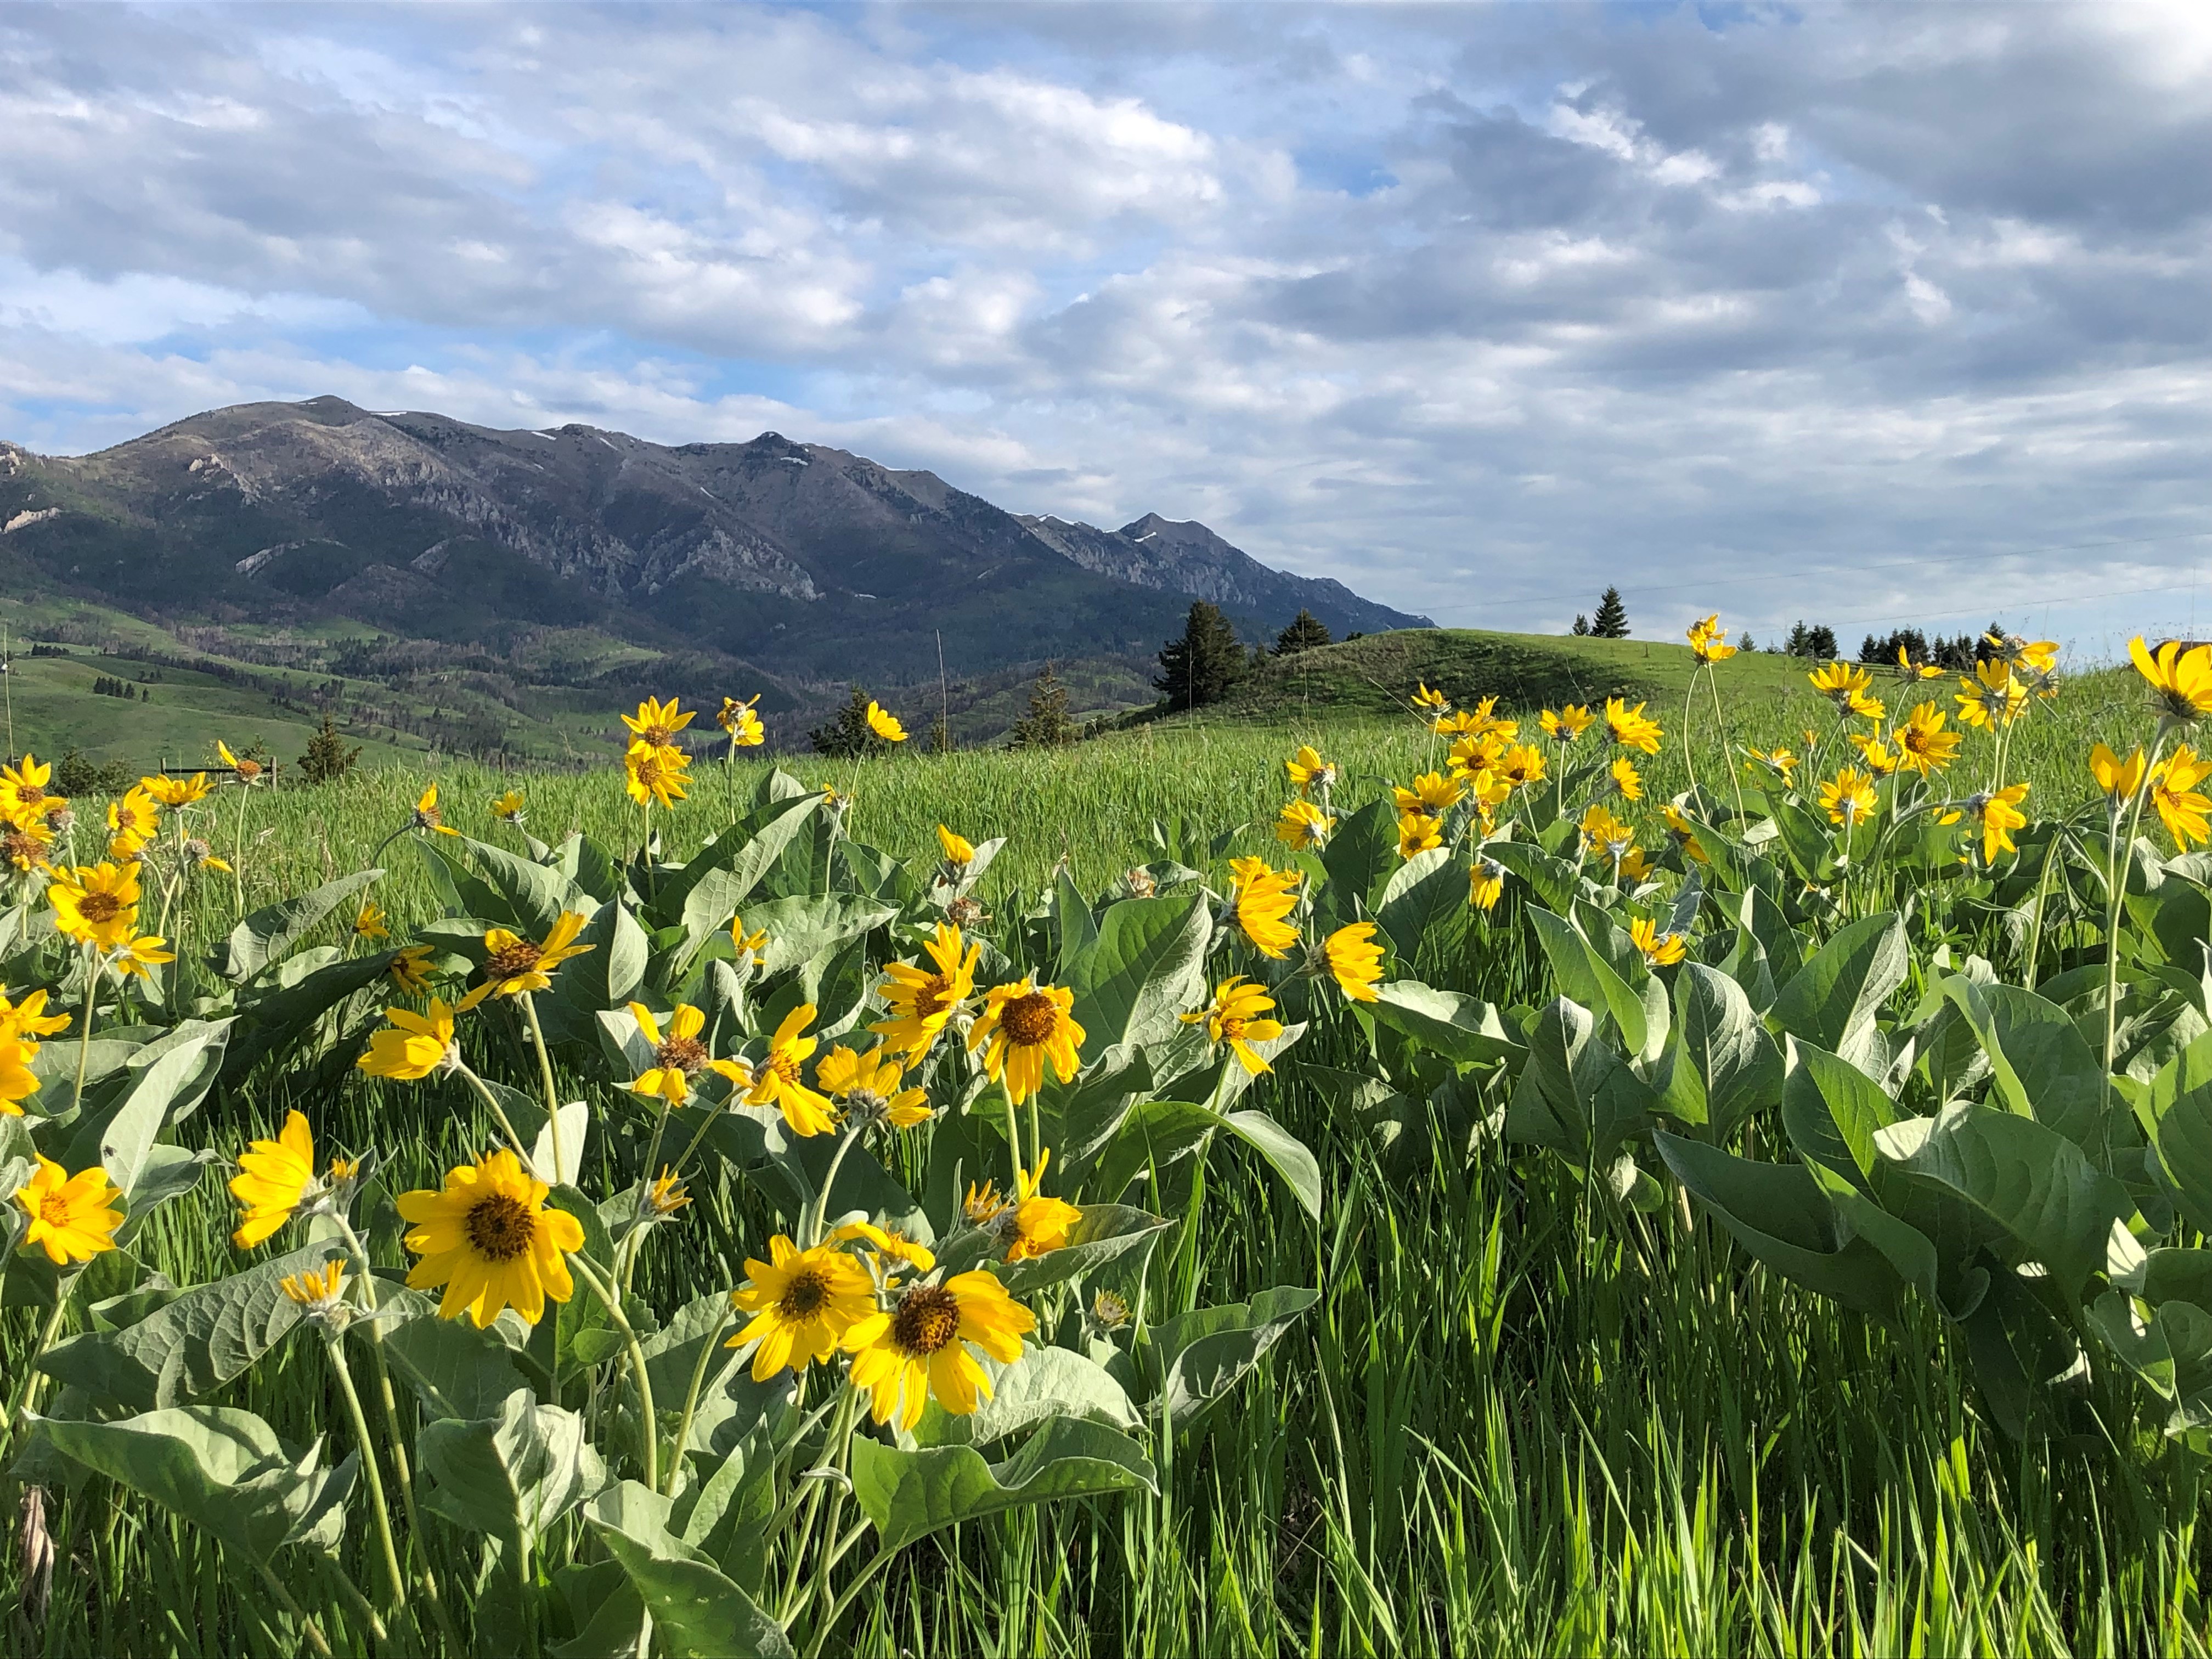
808;685;893;758
1273;609;1333;656
1154;602;1246;710
297;712;362;785
1009;662;1076;748
1590;586;1630;639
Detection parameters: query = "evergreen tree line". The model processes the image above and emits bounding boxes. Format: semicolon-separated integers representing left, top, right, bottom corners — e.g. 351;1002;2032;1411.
91;676;150;701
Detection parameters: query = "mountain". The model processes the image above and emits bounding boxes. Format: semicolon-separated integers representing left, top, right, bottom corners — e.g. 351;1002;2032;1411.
0;396;1429;752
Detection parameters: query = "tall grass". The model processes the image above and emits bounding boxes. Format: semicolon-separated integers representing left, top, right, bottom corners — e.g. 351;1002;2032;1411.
5;663;2203;1657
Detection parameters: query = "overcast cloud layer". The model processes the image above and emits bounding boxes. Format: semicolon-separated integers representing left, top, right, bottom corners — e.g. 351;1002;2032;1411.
3;2;2209;651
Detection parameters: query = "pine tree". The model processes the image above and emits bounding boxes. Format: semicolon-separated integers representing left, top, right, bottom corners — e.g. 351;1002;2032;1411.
808;685;892;758
297;713;362;785
1154;602;1246;710
1590;586;1630;639
1009;662;1076;748
1571;615;1590;636
1272;609;1333;656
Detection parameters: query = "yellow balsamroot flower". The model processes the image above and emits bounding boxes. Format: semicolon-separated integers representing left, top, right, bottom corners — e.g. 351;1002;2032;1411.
627;1001;712;1105
110;932;176;980
998;1150;1082;1262
1285;744;1337;797
279;1258;347;1317
1393;771;1464;816
15;1155;124;1264
726;1234;878;1381
2131;636;2212;723
458;912;595;1009
1808;661;1874;709
354;902;390;940
357;999;460;1080
388;945;437;996
732;913;770;961
1986;630;2058;675
936;824;977;868
1661;803;1707;864
398;1149;585;1328
1319;921;1384;1002
106;787;160;859
1447;732;1506;779
142;772;211;809
834;1219;935;1274
1581;803;1634;860
1818;767;1879;828
871;922;980;1058
1;815;54;872
0;754;63;828
490;790;527;825
1853;692;1887;724
641;1170;690;1219
968;980;1085;1106
624;743;691;809
1275;798;1333;851
814;1042;932;1128
0;988;71;1043
1895;645;1944;682
1;1039;42;1115
1397;812;1444;860
843;1271;1035;1431
2151;749;2212;848
1955;659;2028;729
49;861;143;950
623;696;695;749
1493;744;1546;790
1410;682;1451;719
1629;916;1688;966
1182;976;1286;1075
1602;697;1663;754
1541;704;1594;743
1745;746;1797;786
410;785;460;837
1893;703;1960;776
1966;783;2031;862
1687;615;1737;664
2090;742;2149;801
865;701;908;743
1469;857;1505;911
229;1109;320;1249
1852;733;1900;777
1609;755;1644;801
1228;857;1302;958
1618;845;1656;883
217;741;267;786
718;695;765;747
714;1003;839;1136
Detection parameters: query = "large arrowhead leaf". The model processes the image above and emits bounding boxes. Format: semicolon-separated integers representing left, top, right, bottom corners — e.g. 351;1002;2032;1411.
910;1346;1142;1448
1939;975;2106;1149
1319;799;1399;917
64;1018;233;1193
1067;891;1211;1052
419;1387;605;1549
581;1482;793;1659
1655;963;1780;1137
377;1313;533;1421
1376;848;1464;965
649;794;825;928
996;1204;1173;1296
218;869;383;983
1147;1286;1319;1428
223;954;394;1084
2149;1029;2212;1235
1369;981;1524;1068
1780;1036;1900;1190
1504;996;1655;1167
1772;912;1907;1062
849;1417;1156;1550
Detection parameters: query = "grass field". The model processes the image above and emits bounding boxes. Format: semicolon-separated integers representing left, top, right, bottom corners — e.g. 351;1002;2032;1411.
3;648;2206;1658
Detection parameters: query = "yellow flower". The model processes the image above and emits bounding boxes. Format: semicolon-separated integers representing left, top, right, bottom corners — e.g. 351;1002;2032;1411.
1541;705;1594;744
1745;746;1798;785
387;946;437;996
1581;803;1634;860
997;1149;1081;1262
217;741;266;786
623;696;696;749
1661;803;1707;864
0;755;63;828
357;999;460;1080
1410;682;1451;718
865;701;908;743
354;902;390;940
1895;645;1944;682
1;816;53;872
106;787;160;859
726;1234;878;1380
2131;636;2212;722
937;824;975;867
871;923;981;1059
814;1043;932;1128
1852;733;1899;776
0;1039;42;1116
2151;750;2212;849
397;1149;586;1327
1609;755;1644;801
1469;857;1505;911
1851;692;1886;724
843;1271;1035;1431
1493;744;1547;790
457;912;595;1009
1285;745;1337;797
624;742;691;809
14;1155;123;1264
229;1109;318;1249
1319;921;1384;1002
1228;856;1302;959
1687;614;1737;665
1275;797;1333;850
627;1001;711;1105
732;913;770;960
410;784;459;837
642;1169;690;1218
490;790;527;824
968;980;1085;1106
1985;631;2058;675
1967;783;2031;862
1397;811;1444;859
1808;661;1874;709
1602;697;1663;754
1181;976;1286;1075
1447;732;1506;779
49;861;143;950
141;772;211;809
2090;742;2149;801
1393;771;1464;816
714;1004;839;1136
833;1220;935;1274
1618;845;1656;883
1818;768;1879;828
718;696;765;746
1893;703;1960;776
1629;916;1688;966
1955;659;2028;729
279;1259;347;1316
0;988;71;1043
110;932;175;980
1434;698;1517;742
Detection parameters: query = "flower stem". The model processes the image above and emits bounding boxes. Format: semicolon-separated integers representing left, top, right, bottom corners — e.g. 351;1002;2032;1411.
0;1290;73;1465
571;1254;658;1491
1707;667;1746;825
250;1558;334;1658
325;1334;408;1620
69;946;99;1116
798;1546;896;1659
806;1125;864;1248
663;1307;736;1498
230;780;252;921
2104;721;2173;1119
520;992;566;1182
1680;668;1702;800
457;1061;542;1180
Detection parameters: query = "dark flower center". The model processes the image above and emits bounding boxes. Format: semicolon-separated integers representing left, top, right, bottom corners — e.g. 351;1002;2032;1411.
484;941;543;982
465;1194;535;1261
76;893;124;923
656;1035;708;1075
13;784;44;806
1000;992;1059;1048
890;1285;962;1356
38;1192;74;1226
2;832;38;865
778;1269;831;1318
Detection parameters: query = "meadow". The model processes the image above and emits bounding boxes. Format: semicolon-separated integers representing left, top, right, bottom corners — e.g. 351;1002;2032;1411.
2;641;2209;1659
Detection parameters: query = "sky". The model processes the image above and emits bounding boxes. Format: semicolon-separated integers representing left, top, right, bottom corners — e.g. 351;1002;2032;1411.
3;2;2209;653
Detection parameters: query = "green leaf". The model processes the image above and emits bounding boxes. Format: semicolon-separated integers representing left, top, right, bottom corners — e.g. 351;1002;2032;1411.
1039;1043;1155;1169
1368;981;1524;1068
1780;1036;1900;1190
1768;795;1838;885
1053;868;1099;984
1483;839;1579;913
581;1481;793;1659
849;1417;1156;1550
1526;907;1605;1012
741;895;896;980
42;1406;356;1562
1066;891;1211;1053
1320;799;1400;917
40;1241;346;1410
1772;912;1908;1063
1939;975;2106;1149
996;1205;1173;1296
65;1018;233;1194
1874;1103;2132;1301
1376;847;1464;965
911;1346;1142;1447
419;1387;606;1549
218;868;383;983
377;1313;532;1421
650;794;825;928
222;953;396;1085
1148;1286;1319;1429
554;898;651;1014
2086;1295;2212;1435
2150;1030;2212;1235
1503;996;1655;1167
1653;962;1780;1138
460;834;591;938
